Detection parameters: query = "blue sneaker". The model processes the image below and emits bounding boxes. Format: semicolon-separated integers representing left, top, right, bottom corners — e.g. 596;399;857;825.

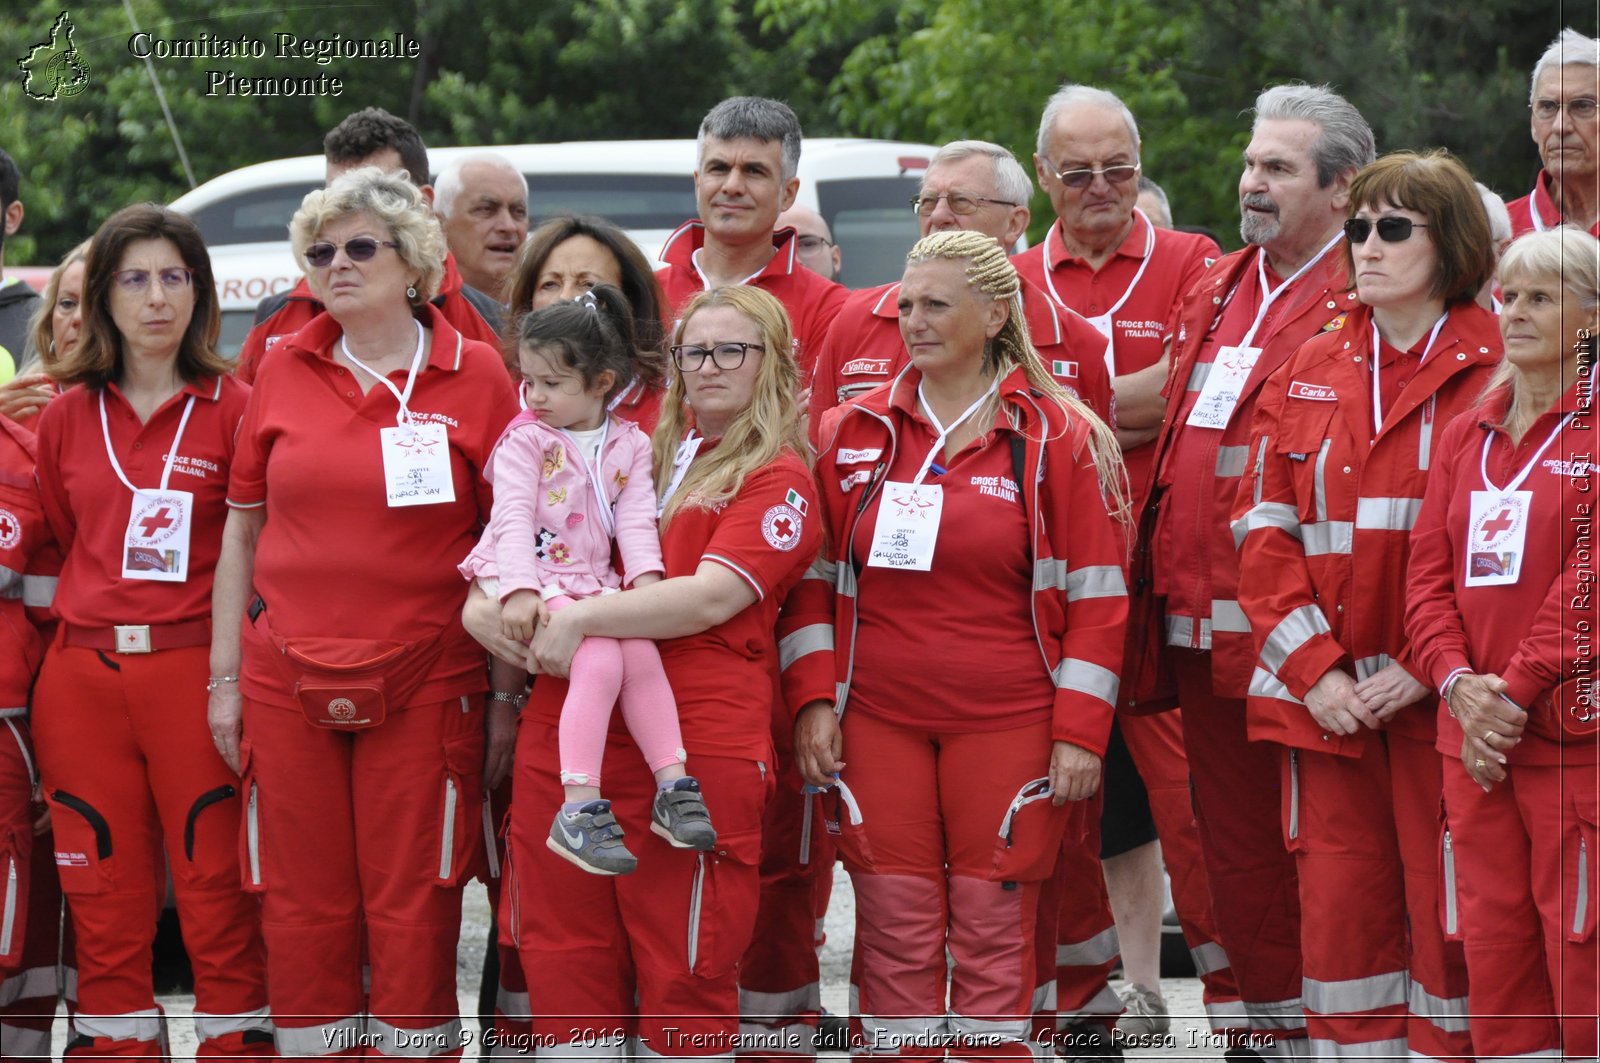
546;801;637;875
650;777;717;850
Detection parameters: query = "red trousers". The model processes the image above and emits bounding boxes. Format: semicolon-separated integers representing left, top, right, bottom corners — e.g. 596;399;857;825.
482;778;533;1055
1171;651;1304;1047
505;720;772;1059
1286;733;1471;1059
1120;711;1243;1032
835;712;1068;1060
1443;751;1598;1059
1040;797;1122;1030
33;641;269;1058
1;716;77;1058
241;694;486;1061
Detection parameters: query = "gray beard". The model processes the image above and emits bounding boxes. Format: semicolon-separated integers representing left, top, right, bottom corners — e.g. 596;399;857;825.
1239;211;1280;247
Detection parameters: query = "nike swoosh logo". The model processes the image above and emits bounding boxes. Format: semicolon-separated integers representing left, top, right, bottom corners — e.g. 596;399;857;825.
560;821;585;848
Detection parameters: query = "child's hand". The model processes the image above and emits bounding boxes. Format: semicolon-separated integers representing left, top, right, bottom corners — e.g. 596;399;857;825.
501;590;548;642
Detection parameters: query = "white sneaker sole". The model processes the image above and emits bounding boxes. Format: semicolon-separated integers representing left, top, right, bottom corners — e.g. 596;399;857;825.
650;820;716;850
545;834;635;875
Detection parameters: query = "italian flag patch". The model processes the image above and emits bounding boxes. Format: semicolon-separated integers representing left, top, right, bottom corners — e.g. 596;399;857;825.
784;488;809;515
1051;359;1078;379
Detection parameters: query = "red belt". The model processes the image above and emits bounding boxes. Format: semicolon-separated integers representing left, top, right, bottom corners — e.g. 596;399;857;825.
62;619;212;654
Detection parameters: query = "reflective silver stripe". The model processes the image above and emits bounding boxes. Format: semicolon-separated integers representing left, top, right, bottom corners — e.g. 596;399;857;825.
1211;598;1251;633
1300;520;1355;556
1034;557;1069;592
1191;940;1230;976
247;782;261;886
276;1016;365;1056
1165;614;1211;650
687;853;706;971
76;1010;165;1042
1063;565;1126;601
1353;654;1395;682
1250;667;1305;705
1261;605;1332;674
0;563;19;597
194;1008;273;1040
1407;980;1470;1034
1052;658;1120;706
0;857;14;957
804;558;836;583
1306;1037;1409;1058
850;982;947;1045
1313;440;1333;521
738;1020;818;1056
1577;837;1590;936
370;1017;464;1057
739;983;820;1018
1187;362;1212;392
1056;983;1125;1021
1441;830;1458;935
1356;496;1423;533
836;563;857;600
779;624;832;670
1216;445;1250;478
1242;996;1304;1031
495;985;530;1017
1304;971;1407;1013
0;1023;49;1057
0;964;55;1006
947;1013;1028;1041
1252;437;1270;505
439;779;457;880
21;575;55;608
1233;502;1301;548
1030;979;1055;1013
1203;999;1249;1031
482;800;500;879
1287;750;1301;841
1055;925;1120;967
0;707;25;720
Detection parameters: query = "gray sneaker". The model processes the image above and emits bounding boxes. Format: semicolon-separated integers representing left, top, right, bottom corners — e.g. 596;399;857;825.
650;777;717;850
546;801;637;875
1114;982;1169;1040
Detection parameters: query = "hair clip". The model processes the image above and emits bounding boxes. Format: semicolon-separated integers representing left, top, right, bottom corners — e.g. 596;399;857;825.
577;290;599;312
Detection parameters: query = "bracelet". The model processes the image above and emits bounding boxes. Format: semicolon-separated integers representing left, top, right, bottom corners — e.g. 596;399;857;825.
207;675;240;692
488;690;528;709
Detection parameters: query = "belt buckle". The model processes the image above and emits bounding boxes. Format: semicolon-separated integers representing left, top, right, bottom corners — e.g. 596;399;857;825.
113;625;152;654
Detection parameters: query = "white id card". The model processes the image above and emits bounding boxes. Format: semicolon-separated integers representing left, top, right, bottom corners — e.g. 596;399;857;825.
122;488;193;582
379;422;456;507
1086;313;1117;376
865;481;943;571
1184;345;1261;430
1465;489;1532;586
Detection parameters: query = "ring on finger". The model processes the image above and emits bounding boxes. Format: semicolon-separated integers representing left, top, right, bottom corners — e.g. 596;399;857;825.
1474;758;1486;769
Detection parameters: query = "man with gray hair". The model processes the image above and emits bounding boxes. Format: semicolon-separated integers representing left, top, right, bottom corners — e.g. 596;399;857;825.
1137;82;1375;1058
434;153;529;300
808;138;1110;432
1509;28;1600;235
657;96;845;372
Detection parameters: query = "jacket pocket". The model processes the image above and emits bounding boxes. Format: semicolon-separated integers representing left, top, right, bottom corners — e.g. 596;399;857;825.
1570;800;1597;943
48;789;113;895
823;779;871;872
184;785;238;863
991;777;1067;882
438;726;486;887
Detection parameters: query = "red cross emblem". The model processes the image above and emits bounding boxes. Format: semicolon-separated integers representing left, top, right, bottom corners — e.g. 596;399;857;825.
771;515;793;540
139;507;176;537
1481;508;1516;539
0;513;16;542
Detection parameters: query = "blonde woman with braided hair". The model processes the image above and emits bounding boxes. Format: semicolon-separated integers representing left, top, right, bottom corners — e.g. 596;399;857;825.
784;228;1131;1056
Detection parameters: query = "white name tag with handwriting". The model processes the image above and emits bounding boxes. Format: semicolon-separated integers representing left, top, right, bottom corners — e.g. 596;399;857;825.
379;422;455;507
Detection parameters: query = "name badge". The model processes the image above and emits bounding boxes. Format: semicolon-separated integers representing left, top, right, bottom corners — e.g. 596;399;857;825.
865;480;943;571
1086;313;1117;378
378;422;456;508
123;488;193;582
1465;489;1532;586
1185;344;1261;430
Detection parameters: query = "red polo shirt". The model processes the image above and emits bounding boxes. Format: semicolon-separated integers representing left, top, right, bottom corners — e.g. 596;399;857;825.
656;222;848;376
227;304;518;706
1507;169;1600;238
806;276;1113;438
35;374;248;627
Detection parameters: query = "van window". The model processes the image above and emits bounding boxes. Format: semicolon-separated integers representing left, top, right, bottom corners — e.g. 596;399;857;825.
190;184;319;246
816;176;924;289
526;174;696;232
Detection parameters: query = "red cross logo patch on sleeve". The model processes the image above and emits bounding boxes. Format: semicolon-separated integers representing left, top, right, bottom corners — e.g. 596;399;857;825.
761;503;804;551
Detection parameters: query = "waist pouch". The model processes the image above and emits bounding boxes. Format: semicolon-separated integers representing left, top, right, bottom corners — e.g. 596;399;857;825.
258;612;446;730
1530;676;1600;741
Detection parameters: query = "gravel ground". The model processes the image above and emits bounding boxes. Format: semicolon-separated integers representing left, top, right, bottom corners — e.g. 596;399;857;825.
46;868;1221;1060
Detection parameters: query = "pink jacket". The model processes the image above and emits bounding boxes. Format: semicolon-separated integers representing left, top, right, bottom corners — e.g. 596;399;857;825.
460;411;663;600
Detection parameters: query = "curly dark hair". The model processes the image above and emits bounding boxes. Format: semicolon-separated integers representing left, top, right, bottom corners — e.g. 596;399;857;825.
323;108;429;187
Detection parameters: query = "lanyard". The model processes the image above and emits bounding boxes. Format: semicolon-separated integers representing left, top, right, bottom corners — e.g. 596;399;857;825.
1234;232;1344;351
341;319;426;428
1480;412;1574;494
911;376;999;485
1369;312;1448;437
659;429;702;518
562;419;615;538
1043;208;1156;320
100;390;195;494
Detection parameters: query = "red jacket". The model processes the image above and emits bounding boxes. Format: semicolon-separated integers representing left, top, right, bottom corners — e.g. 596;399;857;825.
1233;302;1502;754
0;417;56;714
1405;381;1598;762
1507;170;1600;239
1138;245;1358;698
234;252;504;384
778;364;1129;754
806;278;1113;443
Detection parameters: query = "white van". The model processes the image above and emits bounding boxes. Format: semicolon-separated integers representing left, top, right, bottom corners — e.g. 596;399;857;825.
171;138;939;356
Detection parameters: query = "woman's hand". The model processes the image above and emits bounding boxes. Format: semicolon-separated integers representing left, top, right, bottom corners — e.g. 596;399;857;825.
1304;669;1379;734
1353;663;1430;721
794;701;843;787
501;590;548;643
208;683;244;774
1448;672;1524;767
531;599;589;678
483;700;517;790
462;586;532;669
1460;732;1504;791
1049;741;1102;804
0;374;53;421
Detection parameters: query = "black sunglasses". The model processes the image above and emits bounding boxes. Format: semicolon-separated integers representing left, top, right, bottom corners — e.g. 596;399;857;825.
304;237;400;268
1343;217;1429;244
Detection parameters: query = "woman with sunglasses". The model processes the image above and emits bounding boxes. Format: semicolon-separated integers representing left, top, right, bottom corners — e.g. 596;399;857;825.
1404;226;1599;1060
30;204;271;1056
1233;150;1500;1058
209;167;518;1055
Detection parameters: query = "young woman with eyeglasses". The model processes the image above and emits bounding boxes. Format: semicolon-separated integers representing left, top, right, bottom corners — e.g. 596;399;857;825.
30;203;271;1056
1233;150;1501;1058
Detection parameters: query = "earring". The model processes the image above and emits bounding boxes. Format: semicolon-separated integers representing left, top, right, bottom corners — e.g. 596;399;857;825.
406;285;418;300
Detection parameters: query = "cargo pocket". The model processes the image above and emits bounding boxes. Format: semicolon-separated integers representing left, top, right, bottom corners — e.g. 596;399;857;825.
437;730;486;887
1569;801;1597;944
1438;802;1462;941
237;739;265;894
688;825;763;978
47;789;113;895
991;777;1066;882
823;779;872;872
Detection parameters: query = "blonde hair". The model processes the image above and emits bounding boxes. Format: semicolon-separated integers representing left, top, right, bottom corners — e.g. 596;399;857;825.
289;166;446;307
22;239;89;374
651;286;810;524
903;230;1130;528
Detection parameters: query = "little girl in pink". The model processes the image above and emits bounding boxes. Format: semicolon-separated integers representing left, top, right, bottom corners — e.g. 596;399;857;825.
461;286;714;875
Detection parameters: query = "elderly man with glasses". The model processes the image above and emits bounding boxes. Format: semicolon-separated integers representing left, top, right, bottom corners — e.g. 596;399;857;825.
1509;28;1600;236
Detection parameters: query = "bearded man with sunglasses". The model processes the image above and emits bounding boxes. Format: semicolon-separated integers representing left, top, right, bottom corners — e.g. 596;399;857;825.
1509;29;1600;237
1134;83;1374;1059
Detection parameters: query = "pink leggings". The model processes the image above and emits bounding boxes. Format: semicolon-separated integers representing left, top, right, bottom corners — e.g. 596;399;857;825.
549;594;684;788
